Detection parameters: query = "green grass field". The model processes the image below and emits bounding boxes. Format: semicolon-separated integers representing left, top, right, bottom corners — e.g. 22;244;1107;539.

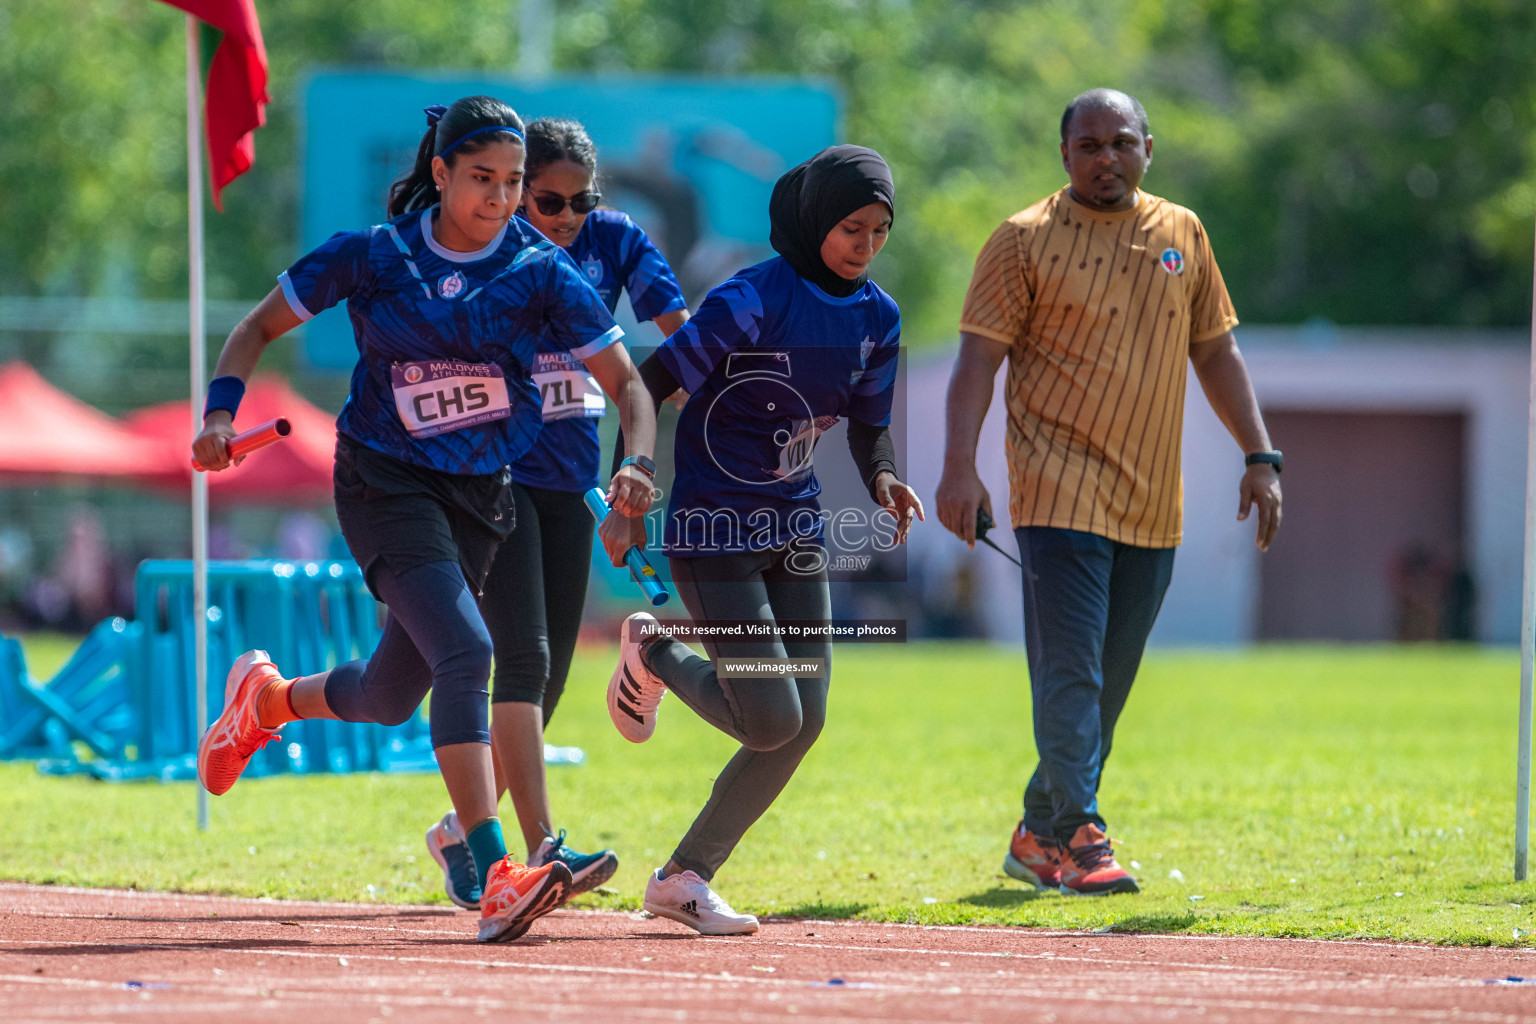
2;638;1532;946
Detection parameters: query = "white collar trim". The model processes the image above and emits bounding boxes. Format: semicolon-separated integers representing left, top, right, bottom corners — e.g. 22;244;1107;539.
420;207;508;263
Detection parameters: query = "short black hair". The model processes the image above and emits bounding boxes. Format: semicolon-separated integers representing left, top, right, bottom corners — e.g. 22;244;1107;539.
525;118;598;181
1060;88;1150;142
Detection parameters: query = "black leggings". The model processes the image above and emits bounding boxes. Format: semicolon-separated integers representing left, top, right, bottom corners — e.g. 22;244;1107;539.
323;559;493;747
643;547;831;880
482;483;594;724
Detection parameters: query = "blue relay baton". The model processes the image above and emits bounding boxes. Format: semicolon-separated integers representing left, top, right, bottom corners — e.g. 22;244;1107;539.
584;487;669;607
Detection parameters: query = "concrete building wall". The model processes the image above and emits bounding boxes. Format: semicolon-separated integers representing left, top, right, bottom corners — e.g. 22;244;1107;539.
904;326;1530;646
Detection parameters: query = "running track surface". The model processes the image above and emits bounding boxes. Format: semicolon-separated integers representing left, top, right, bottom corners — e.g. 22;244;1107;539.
3;883;1536;1023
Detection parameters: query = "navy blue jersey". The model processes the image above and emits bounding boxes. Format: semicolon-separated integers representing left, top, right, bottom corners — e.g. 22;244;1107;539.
510;210;687;493
278;208;622;476
657;256;900;556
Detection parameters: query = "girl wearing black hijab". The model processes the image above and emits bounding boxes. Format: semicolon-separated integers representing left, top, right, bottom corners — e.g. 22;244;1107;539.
603;145;924;935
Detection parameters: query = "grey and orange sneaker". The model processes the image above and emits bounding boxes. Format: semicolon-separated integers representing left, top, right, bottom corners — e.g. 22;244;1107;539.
1058;823;1140;896
1003;820;1062;891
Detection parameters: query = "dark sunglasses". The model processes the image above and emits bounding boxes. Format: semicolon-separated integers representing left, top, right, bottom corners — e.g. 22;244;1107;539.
527;190;602;216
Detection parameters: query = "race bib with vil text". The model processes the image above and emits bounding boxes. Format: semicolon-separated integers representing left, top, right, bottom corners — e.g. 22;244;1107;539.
531;351;606;421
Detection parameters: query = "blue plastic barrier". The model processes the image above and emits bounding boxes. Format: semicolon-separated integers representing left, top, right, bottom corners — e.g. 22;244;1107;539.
1;560;432;781
2;559;585;782
0;618;140;760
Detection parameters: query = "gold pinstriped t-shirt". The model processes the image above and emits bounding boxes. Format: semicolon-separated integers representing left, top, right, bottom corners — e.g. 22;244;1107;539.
958;188;1238;548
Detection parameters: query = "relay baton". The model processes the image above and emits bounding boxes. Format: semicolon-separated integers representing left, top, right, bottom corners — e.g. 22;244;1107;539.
583;486;669;607
192;417;291;471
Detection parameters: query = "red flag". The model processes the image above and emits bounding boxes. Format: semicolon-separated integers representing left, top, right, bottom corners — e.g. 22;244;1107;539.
159;1;269;210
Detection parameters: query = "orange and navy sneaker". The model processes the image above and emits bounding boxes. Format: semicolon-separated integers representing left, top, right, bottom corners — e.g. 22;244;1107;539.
1058;823;1140;896
196;650;284;796
476;856;574;943
1002;820;1061;891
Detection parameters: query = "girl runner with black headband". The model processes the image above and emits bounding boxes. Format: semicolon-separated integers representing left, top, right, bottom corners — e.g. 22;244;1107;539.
191;95;657;943
424;116;690;910
605;145;923;934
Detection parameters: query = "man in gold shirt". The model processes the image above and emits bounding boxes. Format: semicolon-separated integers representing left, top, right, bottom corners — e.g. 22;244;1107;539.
936;88;1283;896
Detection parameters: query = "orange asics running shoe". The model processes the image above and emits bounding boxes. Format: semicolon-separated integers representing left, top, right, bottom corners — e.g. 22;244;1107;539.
1002;821;1062;891
197;650;284;796
1058;823;1140;896
477;856;574;943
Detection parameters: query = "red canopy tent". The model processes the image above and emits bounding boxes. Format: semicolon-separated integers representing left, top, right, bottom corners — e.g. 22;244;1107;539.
126;374;336;503
0;361;177;480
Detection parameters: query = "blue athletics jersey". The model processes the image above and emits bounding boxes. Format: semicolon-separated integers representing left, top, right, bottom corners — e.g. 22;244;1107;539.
510;210;687;493
657;256;900;556
277;207;623;476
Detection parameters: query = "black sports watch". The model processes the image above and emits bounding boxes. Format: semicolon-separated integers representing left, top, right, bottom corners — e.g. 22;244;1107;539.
620;454;657;478
1244;450;1283;474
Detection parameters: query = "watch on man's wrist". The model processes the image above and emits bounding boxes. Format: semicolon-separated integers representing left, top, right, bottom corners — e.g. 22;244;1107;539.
1245;450;1283;474
620;454;657;478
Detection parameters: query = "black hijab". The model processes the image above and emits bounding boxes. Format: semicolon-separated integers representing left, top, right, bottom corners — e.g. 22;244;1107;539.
769;145;895;298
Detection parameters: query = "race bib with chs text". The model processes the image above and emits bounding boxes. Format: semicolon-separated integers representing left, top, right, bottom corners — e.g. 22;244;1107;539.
390;359;512;439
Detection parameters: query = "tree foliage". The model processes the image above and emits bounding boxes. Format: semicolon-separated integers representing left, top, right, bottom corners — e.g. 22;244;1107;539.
2;0;1533;348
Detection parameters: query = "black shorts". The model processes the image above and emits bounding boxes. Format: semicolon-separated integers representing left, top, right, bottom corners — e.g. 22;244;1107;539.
333;432;514;600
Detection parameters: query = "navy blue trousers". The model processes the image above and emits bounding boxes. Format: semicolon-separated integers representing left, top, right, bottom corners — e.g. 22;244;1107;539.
1015;527;1175;842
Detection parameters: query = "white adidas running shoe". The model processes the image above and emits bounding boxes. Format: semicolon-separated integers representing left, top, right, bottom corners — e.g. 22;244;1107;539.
643;868;760;936
607;612;667;742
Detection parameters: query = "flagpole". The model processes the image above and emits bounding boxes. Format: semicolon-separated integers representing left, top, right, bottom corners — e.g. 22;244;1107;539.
187;14;210;832
1518;209;1536;881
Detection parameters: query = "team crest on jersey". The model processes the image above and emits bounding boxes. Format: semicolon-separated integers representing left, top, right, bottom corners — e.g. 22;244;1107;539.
859;335;875;366
403;365;424;384
437;271;468;299
1159;248;1184;275
581;255;603;284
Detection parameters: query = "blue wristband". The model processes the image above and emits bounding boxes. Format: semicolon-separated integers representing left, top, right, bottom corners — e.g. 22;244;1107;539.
204;375;246;420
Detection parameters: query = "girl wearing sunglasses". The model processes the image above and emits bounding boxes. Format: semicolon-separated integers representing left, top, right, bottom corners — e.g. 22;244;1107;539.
424;117;691;910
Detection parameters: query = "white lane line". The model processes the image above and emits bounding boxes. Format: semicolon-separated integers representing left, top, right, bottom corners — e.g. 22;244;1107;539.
0;883;460;920
2;963;1530;1024
0;938;819;988
4;884;1509;957
3;908;469;940
788;916;1480;953
2;908;1512;989
0;910;1363;981
0;973;841;1015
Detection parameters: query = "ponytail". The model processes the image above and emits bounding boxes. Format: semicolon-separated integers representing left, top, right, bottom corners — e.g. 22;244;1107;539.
387;95;526;218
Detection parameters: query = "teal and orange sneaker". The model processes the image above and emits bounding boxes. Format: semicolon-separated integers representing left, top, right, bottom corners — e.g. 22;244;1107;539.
476;857;573;943
530;829;618;895
197;650;284;796
1003;821;1061;891
1058;823;1140;896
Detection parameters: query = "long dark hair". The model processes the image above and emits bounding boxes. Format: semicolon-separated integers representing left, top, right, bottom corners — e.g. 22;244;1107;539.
387;95;526;217
523;118;598;184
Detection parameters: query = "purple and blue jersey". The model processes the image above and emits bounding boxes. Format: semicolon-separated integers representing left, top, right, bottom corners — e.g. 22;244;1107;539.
510;209;687;493
657;256;900;556
277;208;623;477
